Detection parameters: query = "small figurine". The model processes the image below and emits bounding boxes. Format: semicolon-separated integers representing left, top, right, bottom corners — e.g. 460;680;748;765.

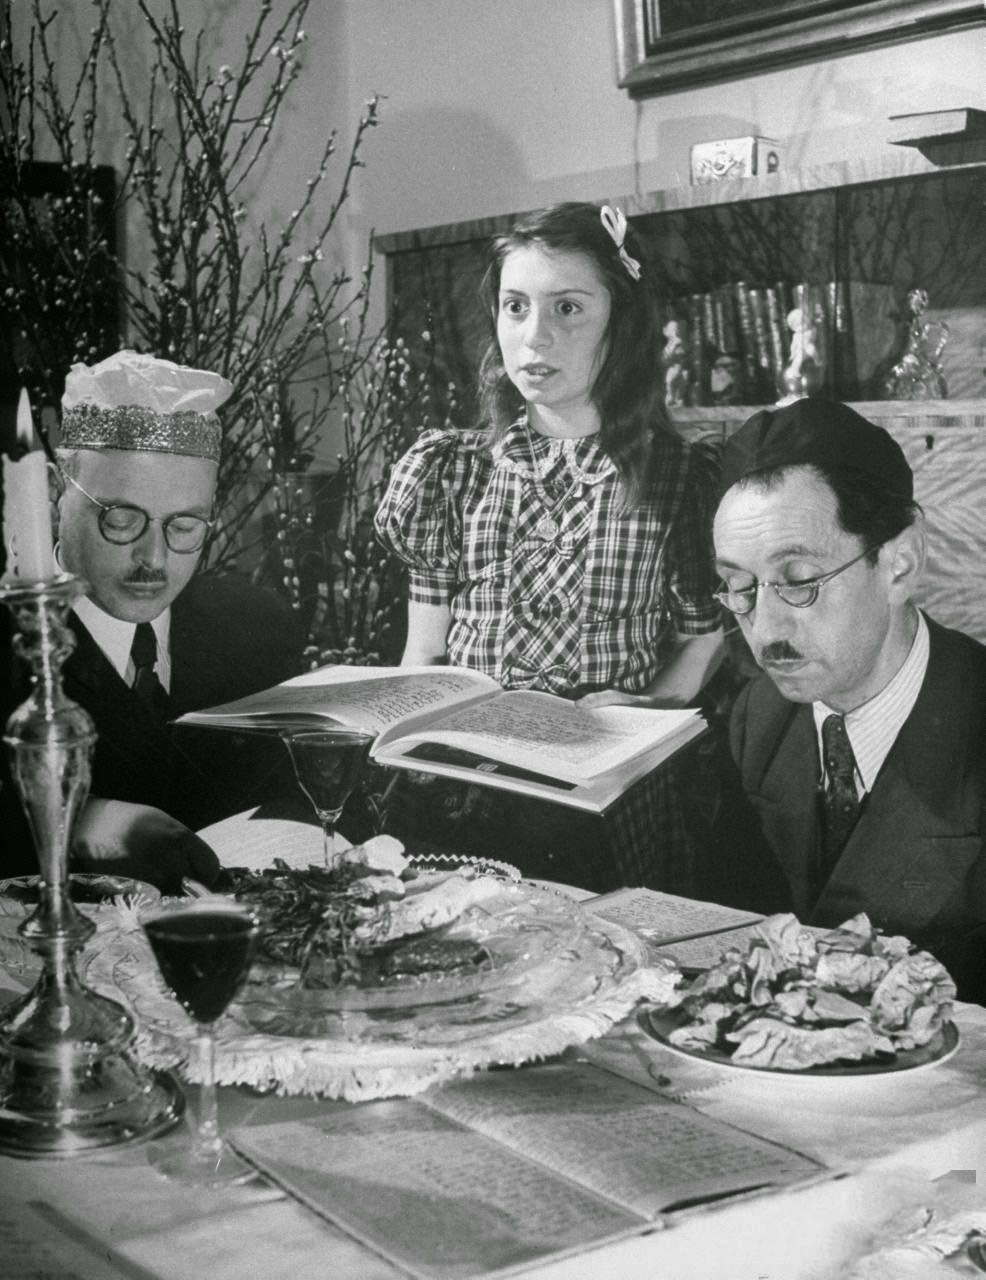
781;306;823;398
881;288;949;400
710;352;743;405
662;318;690;408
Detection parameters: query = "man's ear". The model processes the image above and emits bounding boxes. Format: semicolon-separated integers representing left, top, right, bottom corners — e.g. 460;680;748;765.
885;515;926;598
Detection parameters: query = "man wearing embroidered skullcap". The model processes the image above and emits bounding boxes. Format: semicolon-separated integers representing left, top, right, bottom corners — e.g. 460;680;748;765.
704;397;986;1001
1;351;304;892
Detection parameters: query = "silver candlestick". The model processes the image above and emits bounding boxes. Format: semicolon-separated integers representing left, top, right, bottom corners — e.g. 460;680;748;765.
0;572;182;1157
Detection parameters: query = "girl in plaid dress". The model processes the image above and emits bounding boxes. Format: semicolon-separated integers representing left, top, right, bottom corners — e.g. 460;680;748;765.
374;202;723;890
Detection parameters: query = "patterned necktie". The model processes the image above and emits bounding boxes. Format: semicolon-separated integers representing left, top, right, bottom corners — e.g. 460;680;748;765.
131;621;166;710
821;713;860;867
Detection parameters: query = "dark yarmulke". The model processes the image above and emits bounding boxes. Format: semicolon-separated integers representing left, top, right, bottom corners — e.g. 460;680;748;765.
718;398;913;502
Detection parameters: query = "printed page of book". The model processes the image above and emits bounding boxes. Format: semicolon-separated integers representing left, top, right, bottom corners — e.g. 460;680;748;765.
586;888;763;944
196;806;326;869
386;691;701;782
174;665;497;737
378;713;706;813
230;1100;641;1280
422;1063;824;1222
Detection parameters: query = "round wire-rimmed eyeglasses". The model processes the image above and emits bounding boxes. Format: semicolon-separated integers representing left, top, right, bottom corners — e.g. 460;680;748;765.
61;470;214;554
714;545;878;616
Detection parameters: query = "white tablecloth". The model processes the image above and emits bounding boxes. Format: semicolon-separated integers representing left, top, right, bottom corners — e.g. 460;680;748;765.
2;1013;986;1280
3;853;986;1280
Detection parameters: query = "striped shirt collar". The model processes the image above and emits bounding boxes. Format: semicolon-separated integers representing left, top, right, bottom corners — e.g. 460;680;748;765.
812;609;929;794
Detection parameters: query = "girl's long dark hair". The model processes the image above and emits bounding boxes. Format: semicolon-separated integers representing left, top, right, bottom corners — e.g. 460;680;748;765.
476;201;672;508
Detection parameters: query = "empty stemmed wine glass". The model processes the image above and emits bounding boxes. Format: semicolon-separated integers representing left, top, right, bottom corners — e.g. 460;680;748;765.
142;900;259;1187
280;727;375;868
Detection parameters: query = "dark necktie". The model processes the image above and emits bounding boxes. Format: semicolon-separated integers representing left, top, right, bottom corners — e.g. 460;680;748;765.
821;713;860;867
131;621;166;711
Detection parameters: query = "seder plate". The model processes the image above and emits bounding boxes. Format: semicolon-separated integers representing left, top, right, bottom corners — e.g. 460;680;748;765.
88;877;624;1046
236;872;586;1022
75;878;663;1100
0;863;672;1101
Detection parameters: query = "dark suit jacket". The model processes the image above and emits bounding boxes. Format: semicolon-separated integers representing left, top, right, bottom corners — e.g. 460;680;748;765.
1;572;305;875
707;616;986;1001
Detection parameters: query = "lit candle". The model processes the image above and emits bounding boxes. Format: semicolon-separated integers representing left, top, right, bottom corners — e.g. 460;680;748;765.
2;388;55;581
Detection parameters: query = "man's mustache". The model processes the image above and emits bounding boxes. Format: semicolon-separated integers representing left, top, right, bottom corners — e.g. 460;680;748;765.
757;640;804;663
124;566;168;586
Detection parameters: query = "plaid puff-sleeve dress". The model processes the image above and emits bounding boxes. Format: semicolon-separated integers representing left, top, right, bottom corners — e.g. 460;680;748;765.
374;418;721;889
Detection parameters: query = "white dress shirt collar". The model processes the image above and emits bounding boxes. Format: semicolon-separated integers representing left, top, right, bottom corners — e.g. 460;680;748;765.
57;544;172;691
812;610;929;795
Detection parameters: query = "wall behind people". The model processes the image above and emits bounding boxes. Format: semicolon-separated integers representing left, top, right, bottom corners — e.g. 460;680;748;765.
332;1;985;236
23;1;983;270
14;0;984;453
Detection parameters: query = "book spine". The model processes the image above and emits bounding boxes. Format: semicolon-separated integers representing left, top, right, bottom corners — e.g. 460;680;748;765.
733;282;760;401
712;291;727;354
686;293;708;405
746;287;773;401
830;279;852;395
716;285;739;356
764;287;787;397
702;291;719;355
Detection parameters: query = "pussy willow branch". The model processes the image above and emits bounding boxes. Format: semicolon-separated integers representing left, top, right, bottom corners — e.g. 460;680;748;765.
2;0;455;663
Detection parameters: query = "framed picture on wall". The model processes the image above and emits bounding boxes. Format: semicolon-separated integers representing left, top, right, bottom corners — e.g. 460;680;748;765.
613;0;985;97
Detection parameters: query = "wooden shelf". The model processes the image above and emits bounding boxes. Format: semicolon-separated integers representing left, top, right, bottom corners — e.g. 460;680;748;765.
672;399;986;422
671;400;986;442
376;145;986;256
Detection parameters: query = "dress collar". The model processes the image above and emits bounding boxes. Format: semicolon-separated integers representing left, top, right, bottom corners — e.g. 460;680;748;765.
491;416;617;484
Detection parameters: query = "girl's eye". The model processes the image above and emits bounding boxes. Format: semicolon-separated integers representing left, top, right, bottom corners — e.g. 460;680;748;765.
501;298;526;317
556;299;580;317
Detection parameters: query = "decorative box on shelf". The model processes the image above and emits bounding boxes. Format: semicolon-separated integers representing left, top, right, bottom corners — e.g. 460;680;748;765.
689;136;781;184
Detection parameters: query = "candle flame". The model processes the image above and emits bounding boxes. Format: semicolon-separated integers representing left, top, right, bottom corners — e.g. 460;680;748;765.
16;388;36;451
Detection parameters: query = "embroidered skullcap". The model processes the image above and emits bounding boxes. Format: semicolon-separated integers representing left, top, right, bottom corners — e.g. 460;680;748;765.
59;350;232;462
717;397;913;503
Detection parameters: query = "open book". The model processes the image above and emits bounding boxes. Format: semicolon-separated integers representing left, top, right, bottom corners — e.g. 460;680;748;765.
585;887;766;970
174;665;706;812
229;1061;827;1280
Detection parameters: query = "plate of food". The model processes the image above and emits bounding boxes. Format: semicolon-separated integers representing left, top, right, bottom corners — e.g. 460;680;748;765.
228;837;580;1027
640;912;959;1079
83;835;652;1054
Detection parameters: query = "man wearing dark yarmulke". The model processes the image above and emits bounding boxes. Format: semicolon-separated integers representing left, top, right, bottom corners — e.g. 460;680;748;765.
708;397;986;1001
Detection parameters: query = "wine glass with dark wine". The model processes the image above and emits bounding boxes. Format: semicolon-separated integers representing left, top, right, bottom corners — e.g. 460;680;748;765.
280;727;375;868
142;900;259;1187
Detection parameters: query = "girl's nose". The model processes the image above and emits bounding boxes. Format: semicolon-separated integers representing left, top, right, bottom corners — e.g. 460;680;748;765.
524;307;553;351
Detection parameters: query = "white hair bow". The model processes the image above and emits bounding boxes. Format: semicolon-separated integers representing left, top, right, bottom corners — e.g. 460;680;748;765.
600;205;642;281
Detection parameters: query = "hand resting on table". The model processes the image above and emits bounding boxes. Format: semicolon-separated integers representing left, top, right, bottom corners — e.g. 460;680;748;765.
71;797;223;896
